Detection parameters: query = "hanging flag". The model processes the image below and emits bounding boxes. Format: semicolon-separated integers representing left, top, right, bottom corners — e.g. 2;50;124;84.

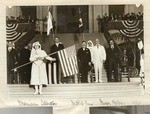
78;8;83;35
47;7;53;35
57;45;78;77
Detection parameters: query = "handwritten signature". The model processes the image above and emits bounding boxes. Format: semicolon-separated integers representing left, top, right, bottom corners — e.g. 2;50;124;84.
41;100;57;106
17;100;58;106
17;100;38;106
71;100;93;106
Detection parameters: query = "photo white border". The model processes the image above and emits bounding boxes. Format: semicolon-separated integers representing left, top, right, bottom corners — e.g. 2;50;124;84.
0;0;150;114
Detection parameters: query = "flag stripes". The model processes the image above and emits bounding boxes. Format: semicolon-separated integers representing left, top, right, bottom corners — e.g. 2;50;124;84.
58;45;78;77
110;20;143;38
6;23;23;41
122;20;140;29
120;20;143;38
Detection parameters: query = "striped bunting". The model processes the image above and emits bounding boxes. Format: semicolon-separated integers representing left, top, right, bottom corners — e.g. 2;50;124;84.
6;23;22;41
120;29;143;38
58;45;78;77
120;20;143;38
122;20;140;29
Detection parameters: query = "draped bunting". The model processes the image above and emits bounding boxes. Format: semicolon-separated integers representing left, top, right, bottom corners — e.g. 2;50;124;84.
108;20;143;38
6;23;22;41
120;20;143;38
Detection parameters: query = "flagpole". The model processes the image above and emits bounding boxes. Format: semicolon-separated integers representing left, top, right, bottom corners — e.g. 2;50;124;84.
11;51;57;71
51;22;55;41
11;44;79;71
82;31;85;41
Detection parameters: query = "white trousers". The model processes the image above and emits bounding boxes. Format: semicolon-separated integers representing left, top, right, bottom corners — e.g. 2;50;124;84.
139;56;144;77
94;61;103;82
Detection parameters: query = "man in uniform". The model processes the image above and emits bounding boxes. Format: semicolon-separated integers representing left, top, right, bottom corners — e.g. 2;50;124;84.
93;39;106;83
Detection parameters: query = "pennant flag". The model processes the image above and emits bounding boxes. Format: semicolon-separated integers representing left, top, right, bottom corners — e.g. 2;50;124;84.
57;45;78;77
78;8;83;35
47;7;53;35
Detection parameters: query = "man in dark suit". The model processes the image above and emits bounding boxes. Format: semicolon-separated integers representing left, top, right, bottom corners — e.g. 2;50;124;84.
50;37;64;84
77;41;91;83
19;44;32;84
7;44;18;84
106;39;119;82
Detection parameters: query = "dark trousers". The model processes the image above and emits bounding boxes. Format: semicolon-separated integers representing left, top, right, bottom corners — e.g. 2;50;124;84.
108;60;118;82
20;65;31;84
79;66;88;83
8;70;15;84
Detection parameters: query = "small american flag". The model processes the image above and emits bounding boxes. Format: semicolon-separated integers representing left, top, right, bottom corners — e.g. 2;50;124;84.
58;45;78;77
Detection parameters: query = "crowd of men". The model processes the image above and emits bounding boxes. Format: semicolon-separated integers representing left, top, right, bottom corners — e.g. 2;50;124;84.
97;12;143;22
97;12;143;32
6;15;36;23
6;15;56;35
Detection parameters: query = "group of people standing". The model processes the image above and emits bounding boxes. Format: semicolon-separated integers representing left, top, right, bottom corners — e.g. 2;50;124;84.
29;38;109;95
77;39;106;83
7;36;144;95
77;39;120;83
7;38;64;95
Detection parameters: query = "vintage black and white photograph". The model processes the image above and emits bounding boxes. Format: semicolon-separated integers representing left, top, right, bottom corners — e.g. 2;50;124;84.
0;107;52;114
6;4;144;98
90;105;150;114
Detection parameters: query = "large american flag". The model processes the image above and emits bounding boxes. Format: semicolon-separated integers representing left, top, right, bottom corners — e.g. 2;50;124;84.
57;45;78;77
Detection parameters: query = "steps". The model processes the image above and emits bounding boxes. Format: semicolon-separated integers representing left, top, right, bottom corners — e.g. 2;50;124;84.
6;33;143;99
8;82;144;99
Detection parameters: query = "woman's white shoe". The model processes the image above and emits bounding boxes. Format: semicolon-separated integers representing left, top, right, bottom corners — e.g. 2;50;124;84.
33;91;38;95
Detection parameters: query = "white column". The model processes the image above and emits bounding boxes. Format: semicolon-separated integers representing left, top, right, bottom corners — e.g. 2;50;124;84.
74;74;78;84
48;63;52;84
88;5;94;33
102;5;109;15
6;6;22;18
53;63;57;84
93;5;109;33
93;5;102;33
36;6;43;19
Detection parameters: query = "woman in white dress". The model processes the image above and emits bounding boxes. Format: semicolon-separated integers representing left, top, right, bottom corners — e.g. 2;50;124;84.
87;40;94;83
87;40;94;62
30;41;55;95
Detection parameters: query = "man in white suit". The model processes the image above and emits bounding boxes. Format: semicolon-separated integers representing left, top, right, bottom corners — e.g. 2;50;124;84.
93;39;106;83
